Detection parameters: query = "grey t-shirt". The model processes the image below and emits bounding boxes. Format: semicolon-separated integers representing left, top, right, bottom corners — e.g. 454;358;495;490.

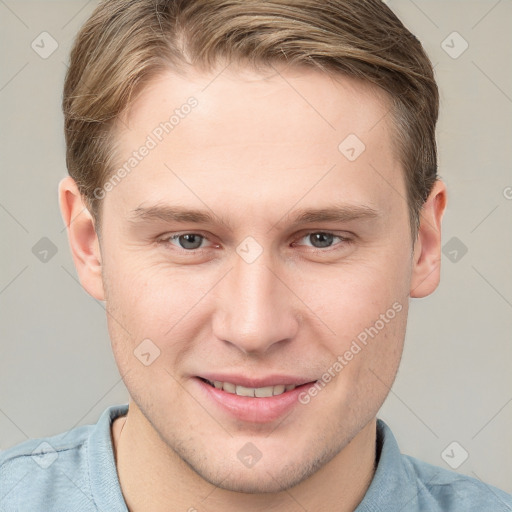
1;404;511;511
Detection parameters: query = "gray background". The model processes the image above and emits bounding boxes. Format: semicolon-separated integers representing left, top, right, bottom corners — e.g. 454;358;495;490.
1;0;511;495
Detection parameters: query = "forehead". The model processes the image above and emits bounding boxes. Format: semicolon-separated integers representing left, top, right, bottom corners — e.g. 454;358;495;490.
122;63;393;148
107;64;403;225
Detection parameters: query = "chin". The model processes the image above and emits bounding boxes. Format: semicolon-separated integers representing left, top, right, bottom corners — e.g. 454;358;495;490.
186;441;336;495
199;465;309;494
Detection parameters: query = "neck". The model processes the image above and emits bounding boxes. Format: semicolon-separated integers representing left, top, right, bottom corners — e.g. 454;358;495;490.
112;402;377;512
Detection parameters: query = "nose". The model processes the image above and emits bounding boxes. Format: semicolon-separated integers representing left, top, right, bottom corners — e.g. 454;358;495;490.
212;244;300;355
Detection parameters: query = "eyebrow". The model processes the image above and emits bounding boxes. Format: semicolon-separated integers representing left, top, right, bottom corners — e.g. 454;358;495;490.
128;203;381;230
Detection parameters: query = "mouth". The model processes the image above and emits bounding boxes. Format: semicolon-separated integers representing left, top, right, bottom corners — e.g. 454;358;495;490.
198;377;303;397
194;376;318;423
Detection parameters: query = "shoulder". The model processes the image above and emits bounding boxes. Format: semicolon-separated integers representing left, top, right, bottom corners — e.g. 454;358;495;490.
0;404;128;512
402;454;512;511
0;423;93;511
365;419;512;512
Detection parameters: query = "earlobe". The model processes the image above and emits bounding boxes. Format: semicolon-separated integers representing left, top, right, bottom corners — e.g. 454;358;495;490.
58;176;105;301
409;179;447;298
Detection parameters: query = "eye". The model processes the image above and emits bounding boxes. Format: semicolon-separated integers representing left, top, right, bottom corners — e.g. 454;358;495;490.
157;230;353;254
159;232;211;251
294;231;352;250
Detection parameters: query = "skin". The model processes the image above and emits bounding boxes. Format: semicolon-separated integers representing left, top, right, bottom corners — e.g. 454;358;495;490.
59;63;446;512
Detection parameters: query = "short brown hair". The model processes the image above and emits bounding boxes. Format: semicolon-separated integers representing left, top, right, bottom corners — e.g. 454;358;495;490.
63;0;439;244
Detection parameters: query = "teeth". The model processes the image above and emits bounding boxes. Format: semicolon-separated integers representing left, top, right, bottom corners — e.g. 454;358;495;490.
236;385;255;397
210;380;298;397
222;381;236;394
255;386;274;398
272;384;285;395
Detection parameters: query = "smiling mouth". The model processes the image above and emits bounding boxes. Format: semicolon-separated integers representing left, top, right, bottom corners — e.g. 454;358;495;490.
198;377;315;397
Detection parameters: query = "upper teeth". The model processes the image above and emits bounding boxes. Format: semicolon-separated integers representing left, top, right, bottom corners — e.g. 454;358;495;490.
209;380;297;397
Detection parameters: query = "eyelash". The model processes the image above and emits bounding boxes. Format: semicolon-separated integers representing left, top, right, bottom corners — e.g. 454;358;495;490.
157;231;354;254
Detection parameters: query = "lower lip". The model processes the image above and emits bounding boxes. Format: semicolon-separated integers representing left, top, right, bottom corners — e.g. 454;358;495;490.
194;378;317;423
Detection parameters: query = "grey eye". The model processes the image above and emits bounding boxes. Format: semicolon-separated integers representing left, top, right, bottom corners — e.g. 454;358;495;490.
307;232;335;248
175;233;204;250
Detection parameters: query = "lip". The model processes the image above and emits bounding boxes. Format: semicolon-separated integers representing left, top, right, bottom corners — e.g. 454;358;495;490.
197;373;315;388
193;376;317;423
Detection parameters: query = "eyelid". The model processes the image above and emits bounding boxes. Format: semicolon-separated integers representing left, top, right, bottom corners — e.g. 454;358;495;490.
292;231;353;249
157;231;217;249
157;230;353;252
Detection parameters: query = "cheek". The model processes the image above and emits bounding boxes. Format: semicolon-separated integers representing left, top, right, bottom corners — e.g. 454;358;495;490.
319;301;408;426
316;249;409;331
312;250;409;386
350;300;408;391
103;256;210;362
106;253;183;320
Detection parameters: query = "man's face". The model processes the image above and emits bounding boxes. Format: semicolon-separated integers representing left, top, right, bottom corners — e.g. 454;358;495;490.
99;64;414;492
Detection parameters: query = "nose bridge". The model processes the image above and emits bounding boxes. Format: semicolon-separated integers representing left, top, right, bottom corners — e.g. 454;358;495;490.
213;242;298;354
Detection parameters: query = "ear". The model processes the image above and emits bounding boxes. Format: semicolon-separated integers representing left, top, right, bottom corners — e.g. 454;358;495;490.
58;176;105;301
410;179;447;298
